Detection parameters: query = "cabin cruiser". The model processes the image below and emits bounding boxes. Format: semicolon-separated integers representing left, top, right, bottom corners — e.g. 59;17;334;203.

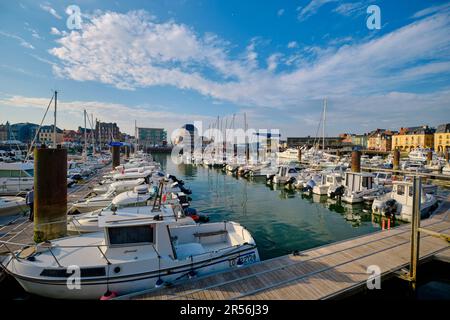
372;181;438;222
401;161;432;173
341;172;385;204
408;148;433;162
271;165;299;185
71;185;157;214
277;148;300;161
312;172;343;196
2;212;259;299
0;162;34;195
0;196;27;217
373;172;393;186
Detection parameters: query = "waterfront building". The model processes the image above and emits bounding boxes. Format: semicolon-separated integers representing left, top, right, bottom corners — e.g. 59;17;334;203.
367;129;395;152
95;121;121;142
9;122;39;144
434;123;450;154
392;125;435;151
137;127;167;147
38;125;63;145
351;134;368;149
0;122;10;141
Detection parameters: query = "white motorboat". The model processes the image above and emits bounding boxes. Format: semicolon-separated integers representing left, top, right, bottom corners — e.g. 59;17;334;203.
72;185;156;214
276;148;300;161
272;165;299;185
408;148;434;162
312;172;343;196
2;213;259;299
0;162;34;195
372;181;438;222
341;172;385;204
0;196;28;217
373;172;393;186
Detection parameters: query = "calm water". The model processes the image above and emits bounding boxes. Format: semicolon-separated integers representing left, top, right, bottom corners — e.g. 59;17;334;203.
156;154;390;261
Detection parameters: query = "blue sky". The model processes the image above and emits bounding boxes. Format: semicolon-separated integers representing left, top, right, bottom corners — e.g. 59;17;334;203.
0;0;449;137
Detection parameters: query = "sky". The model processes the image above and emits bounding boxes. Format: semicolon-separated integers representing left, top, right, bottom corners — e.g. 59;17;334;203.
0;0;449;138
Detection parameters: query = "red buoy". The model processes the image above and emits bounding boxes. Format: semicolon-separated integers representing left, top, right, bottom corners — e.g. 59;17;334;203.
100;291;118;300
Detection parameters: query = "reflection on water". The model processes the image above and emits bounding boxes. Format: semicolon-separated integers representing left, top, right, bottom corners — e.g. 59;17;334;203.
155;154;393;260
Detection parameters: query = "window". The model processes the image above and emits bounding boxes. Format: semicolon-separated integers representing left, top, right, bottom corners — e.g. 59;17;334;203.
288;168;297;174
108;225;154;245
362;177;369;188
397;185;405;196
409;186;414;197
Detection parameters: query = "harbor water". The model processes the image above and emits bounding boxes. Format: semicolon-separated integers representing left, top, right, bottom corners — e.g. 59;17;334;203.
157;154;395;260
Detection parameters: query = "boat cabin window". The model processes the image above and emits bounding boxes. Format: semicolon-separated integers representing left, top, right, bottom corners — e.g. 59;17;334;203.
362;177;371;188
378;173;386;179
408;186;414;197
108;225;154;245
397;185;405;196
288;168;297;174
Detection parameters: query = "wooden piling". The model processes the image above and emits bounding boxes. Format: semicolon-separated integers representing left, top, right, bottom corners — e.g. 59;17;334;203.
393;149;400;171
297;147;302;162
33;145;67;242
112;145;120;169
351;150;361;172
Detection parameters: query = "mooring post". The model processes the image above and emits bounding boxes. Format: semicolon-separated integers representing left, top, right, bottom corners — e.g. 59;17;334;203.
34;145;67;242
426;151;432;165
297;147;302;162
112;145;120;169
409;176;422;290
393;149;400;171
351;150;361;172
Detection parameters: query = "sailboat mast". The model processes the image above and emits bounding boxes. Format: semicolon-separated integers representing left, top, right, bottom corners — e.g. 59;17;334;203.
91;113;95;155
322;98;327;151
84;109;87;158
53;90;57;148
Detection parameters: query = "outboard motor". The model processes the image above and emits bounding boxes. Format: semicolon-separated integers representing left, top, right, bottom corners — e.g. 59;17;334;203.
329;185;345;199
179;185;192;195
266;174;275;184
284;176;296;187
303;179;316;192
177;192;191;208
384;199;397;218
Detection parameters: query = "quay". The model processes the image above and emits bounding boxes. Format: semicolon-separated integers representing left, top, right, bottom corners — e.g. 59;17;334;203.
122;196;450;300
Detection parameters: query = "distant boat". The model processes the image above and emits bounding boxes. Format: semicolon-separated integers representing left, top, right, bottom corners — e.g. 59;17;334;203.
0;162;34;195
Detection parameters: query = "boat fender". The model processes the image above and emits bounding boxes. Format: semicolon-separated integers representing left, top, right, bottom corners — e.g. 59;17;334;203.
190;214;200;222
100;291;118;300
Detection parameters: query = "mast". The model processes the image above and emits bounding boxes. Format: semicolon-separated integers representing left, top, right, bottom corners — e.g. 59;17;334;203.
53;90;57;148
135;120;138;153
91;113;95;155
83;109;87;159
322;98;327;151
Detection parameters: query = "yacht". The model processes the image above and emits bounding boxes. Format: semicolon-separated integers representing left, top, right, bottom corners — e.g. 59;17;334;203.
0;196;27;217
373;172;393;186
2;213;259;299
408;148;433;162
271;165;299;185
93;178;146;195
372;181;438;222
0;162;34;195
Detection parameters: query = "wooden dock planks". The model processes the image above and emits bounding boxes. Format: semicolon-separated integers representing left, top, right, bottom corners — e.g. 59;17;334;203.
128;197;450;301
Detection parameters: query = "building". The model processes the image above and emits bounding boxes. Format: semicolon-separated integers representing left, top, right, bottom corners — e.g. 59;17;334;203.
9;123;39;144
137;128;167;147
95;121;121;143
434;123;450;154
286;136;343;149
367;129;395;152
392;125;435;151
339;133;353;144
63;129;81;143
39;125;63;145
0;122;10;141
351;134;368;149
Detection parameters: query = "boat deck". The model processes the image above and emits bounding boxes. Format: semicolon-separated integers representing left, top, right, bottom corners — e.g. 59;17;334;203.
124;195;450;300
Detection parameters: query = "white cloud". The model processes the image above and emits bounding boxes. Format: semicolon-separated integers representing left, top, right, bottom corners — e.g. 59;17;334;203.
40;4;62;19
50;27;61;35
333;2;366;16
277;9;285;17
412;2;450;19
0;30;34;49
287;41;298;49
49;9;450;111
297;0;338;21
267;54;282;72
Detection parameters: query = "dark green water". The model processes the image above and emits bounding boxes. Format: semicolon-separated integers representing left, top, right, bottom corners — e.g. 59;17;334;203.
156;154;389;261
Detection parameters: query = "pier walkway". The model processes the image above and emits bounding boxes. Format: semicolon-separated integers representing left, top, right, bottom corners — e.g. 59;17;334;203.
125;196;450;300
